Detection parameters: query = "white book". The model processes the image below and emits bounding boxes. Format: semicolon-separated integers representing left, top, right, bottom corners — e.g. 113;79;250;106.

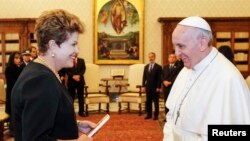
87;114;110;137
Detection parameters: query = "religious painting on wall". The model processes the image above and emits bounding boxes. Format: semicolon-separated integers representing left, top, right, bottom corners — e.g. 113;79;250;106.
94;0;144;64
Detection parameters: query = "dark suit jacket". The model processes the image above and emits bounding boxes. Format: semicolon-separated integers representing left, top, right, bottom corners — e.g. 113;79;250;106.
162;61;183;94
66;58;86;87
142;63;162;91
162;63;179;87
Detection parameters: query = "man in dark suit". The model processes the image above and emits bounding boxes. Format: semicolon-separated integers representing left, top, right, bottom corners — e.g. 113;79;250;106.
142;52;162;120
162;53;183;117
66;56;86;117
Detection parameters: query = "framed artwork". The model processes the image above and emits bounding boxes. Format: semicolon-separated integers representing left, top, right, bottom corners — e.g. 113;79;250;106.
94;0;144;64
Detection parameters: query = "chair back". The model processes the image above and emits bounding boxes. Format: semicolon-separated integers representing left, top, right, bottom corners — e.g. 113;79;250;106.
0;79;6;102
85;64;101;92
127;64;145;91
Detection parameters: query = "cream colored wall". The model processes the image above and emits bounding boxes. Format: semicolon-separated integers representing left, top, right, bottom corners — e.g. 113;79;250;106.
1;0;250;79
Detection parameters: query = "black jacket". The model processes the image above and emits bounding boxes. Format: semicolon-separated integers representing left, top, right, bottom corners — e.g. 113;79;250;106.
11;62;78;141
142;63;162;91
5;64;23;115
66;58;86;87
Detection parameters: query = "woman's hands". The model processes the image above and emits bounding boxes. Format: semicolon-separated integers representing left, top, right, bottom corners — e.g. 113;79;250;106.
78;120;97;134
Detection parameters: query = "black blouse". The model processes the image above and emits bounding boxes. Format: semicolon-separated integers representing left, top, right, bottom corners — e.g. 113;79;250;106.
11;62;78;141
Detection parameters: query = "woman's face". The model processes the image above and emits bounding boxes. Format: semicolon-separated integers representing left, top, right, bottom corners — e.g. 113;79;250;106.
54;32;79;70
14;54;21;66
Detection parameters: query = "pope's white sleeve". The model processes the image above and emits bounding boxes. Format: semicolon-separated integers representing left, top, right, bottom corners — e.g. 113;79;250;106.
163;113;174;141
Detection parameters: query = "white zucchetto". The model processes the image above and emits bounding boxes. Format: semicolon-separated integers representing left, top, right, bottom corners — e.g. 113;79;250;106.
178;16;212;32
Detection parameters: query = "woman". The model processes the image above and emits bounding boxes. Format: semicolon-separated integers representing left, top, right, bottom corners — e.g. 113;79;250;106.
11;9;96;141
5;52;23;133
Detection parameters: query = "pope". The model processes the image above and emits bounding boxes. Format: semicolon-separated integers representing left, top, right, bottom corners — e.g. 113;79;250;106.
163;16;250;141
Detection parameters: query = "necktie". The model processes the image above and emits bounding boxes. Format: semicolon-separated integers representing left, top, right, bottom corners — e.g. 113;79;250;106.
170;64;173;69
149;64;153;72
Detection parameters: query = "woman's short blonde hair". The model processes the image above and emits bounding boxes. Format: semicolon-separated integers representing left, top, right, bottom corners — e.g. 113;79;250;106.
35;9;84;53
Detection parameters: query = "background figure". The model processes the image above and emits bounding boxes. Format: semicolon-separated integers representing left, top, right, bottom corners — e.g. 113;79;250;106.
218;45;235;64
11;9;95;140
66;57;86;117
162;53;183;117
142;52;162;120
163;16;250;141
20;49;31;67
58;68;67;86
5;52;23;134
29;46;38;60
175;56;184;69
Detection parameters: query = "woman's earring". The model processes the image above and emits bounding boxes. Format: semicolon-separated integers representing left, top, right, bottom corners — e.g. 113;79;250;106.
52;53;55;57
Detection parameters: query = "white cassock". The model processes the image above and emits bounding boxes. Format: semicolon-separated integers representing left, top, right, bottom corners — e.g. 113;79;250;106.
163;47;250;141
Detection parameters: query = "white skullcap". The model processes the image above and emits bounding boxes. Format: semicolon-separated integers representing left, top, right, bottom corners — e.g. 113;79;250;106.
178;16;211;32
